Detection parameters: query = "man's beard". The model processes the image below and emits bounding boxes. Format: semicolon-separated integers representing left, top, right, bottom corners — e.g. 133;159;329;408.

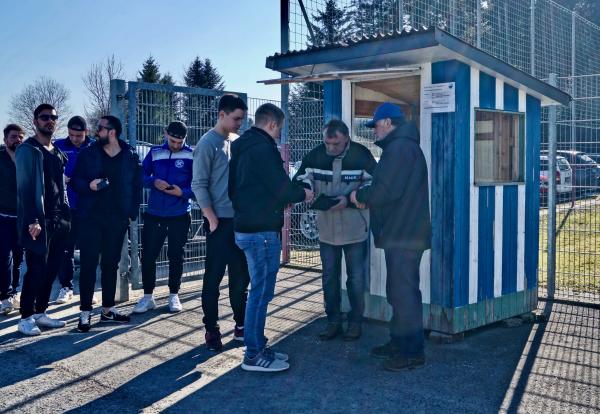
98;136;109;146
37;125;54;138
8;142;20;151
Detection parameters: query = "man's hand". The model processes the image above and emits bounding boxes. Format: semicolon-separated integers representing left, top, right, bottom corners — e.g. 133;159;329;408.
350;190;367;209
304;189;315;203
329;195;348;211
64;175;71;183
163;184;183;197
28;221;42;240
90;178;102;191
154;179;170;191
208;216;219;233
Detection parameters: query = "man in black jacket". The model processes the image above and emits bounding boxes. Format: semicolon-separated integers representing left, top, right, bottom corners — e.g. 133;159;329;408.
16;104;70;335
71;115;142;332
229;103;313;372
351;103;432;371
0;124;24;315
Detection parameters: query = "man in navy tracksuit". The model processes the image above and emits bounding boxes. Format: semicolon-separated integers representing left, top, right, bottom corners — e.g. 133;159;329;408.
133;121;194;313
53;116;95;304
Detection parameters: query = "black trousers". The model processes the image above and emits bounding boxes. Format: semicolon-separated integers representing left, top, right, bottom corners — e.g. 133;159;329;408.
384;247;425;358
201;217;249;332
79;215;128;312
20;223;68;318
141;212;191;295
0;215;23;300
57;208;78;290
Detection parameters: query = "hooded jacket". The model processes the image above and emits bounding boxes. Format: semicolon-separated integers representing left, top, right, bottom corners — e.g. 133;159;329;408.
294;141;376;246
356;121;432;250
71;139;143;221
142;141;194;217
229;126;306;233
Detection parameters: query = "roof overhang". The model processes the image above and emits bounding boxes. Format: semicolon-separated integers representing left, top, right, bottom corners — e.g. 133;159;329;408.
265;28;570;107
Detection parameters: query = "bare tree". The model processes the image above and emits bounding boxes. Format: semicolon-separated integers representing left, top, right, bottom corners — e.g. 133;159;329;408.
8;77;71;136
82;54;125;126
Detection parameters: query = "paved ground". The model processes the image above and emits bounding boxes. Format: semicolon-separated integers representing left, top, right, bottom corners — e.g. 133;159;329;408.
0;267;598;413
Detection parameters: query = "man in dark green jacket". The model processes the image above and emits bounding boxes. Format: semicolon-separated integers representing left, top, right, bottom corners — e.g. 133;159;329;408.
351;102;432;371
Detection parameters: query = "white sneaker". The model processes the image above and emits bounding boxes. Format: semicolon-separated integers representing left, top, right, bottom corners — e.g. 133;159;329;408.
168;294;183;313
55;287;73;304
12;292;20;308
92;294;99;305
33;313;67;329
132;295;156;314
1;297;15;315
18;316;41;336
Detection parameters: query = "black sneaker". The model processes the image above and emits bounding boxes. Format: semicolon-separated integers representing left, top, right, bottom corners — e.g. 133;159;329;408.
370;341;401;359
77;311;92;332
205;330;223;352
100;308;130;323
343;322;362;341
318;322;343;340
383;354;426;372
233;325;244;342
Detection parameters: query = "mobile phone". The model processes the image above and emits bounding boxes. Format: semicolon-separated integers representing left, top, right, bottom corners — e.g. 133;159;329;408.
97;178;109;190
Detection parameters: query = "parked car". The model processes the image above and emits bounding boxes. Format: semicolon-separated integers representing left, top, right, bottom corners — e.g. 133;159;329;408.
540;155;573;203
550;150;600;195
287;160;319;243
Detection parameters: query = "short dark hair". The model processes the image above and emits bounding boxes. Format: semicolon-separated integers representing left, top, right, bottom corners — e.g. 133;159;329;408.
324;119;349;138
101;115;123;138
34;103;56;119
255;103;284;127
218;94;248;113
3;124;24;139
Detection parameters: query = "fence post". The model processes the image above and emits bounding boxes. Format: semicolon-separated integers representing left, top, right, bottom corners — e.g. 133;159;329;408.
547;73;558;301
110;79;132;302
127;83;142;289
398;0;404;31
281;0;291;264
449;0;456;34
530;0;535;76
476;0;481;48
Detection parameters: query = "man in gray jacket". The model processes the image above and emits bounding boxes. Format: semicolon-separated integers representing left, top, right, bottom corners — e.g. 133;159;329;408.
295;119;377;340
191;95;250;352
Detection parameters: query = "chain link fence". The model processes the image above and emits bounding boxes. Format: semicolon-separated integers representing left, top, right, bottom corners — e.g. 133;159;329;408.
285;0;600;304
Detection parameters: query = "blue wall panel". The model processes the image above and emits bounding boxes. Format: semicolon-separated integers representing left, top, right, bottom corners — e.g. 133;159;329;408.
502;185;519;294
479;72;496;109
431;60;470;307
504;84;519;111
525;95;541;289
323;80;342;122
478;187;495;300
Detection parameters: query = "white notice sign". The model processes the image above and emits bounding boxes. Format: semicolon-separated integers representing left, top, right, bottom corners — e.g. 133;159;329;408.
422;82;456;113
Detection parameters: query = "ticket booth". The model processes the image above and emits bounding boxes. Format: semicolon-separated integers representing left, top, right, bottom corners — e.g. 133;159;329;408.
266;28;570;334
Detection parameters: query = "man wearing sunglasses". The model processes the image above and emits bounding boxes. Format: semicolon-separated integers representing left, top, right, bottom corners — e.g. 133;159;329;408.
133;121;194;314
71;115;142;332
53;116;95;305
15;104;70;335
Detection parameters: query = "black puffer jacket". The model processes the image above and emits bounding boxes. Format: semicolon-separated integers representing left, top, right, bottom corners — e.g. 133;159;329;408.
356;122;432;250
229;127;306;233
71;139;142;221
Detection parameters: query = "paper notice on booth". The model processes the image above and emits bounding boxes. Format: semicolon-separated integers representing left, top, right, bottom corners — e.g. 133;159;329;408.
422;82;455;113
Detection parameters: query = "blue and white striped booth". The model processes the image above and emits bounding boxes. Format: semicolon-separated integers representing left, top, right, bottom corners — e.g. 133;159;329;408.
266;28;570;334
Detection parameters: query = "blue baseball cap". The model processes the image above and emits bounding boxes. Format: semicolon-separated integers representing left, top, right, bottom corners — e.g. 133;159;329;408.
364;102;405;128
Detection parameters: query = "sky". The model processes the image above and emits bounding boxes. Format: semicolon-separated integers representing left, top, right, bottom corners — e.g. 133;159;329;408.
0;0;284;131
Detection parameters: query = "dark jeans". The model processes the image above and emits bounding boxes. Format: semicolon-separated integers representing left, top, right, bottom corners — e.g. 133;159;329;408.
141;212;191;295
201;217;249;332
384;247;424;358
20;223;68;318
319;240;367;324
57;208;78;290
234;231;281;359
0;215;23;300
79;215;129;312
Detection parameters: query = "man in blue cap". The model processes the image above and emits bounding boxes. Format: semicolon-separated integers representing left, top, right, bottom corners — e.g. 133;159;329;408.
351;102;431;371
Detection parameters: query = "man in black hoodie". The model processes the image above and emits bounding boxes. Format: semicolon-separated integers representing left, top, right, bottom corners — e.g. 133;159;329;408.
229;103;313;372
351;103;432;371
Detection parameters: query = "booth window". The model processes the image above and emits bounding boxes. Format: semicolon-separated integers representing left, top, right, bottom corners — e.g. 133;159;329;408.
474;109;525;184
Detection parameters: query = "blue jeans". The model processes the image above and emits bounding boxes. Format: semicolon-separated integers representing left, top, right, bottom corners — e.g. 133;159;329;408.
320;241;367;324
235;231;281;359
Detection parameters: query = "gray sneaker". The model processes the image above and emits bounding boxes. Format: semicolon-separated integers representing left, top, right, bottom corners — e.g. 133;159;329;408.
263;345;289;362
241;350;290;372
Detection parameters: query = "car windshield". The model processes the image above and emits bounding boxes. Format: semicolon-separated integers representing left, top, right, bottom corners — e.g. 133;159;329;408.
579;154;597;165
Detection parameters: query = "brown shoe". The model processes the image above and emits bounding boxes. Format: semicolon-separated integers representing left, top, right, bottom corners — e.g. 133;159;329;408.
343;322;361;341
318;322;343;340
383;354;425;372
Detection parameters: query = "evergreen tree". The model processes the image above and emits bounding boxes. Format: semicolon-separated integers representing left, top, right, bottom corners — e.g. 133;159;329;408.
183;57;225;90
137;55;162;83
309;0;355;46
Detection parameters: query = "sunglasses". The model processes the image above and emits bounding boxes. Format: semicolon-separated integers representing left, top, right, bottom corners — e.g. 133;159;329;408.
37;114;59;122
96;125;114;132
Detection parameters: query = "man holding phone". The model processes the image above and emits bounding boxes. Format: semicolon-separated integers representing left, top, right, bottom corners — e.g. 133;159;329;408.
71;115;142;332
133;121;194;314
294;119;376;341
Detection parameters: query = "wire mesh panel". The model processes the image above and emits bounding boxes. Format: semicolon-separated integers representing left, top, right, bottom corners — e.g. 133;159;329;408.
540;74;600;305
